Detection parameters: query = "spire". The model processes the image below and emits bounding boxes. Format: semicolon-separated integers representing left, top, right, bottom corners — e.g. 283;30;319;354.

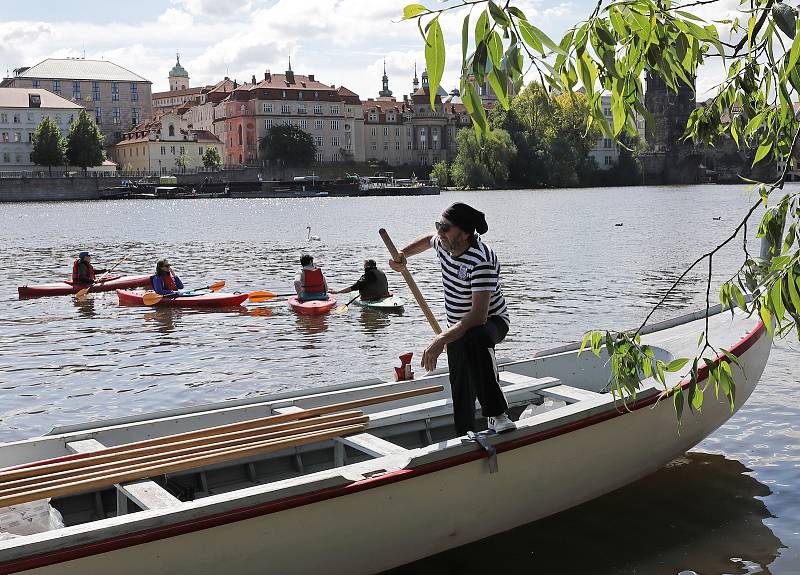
379;59;393;98
412;61;419;93
288;55;292;71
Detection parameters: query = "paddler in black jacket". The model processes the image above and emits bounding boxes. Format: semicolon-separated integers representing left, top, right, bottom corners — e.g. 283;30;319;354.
330;259;392;301
72;252;108;284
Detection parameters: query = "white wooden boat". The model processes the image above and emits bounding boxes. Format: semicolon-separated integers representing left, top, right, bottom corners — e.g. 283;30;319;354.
0;304;770;574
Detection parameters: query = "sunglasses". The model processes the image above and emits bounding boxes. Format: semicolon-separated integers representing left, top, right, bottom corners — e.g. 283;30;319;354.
435;220;451;233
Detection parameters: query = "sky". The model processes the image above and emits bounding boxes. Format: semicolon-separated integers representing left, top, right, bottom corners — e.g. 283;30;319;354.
1;0;737;100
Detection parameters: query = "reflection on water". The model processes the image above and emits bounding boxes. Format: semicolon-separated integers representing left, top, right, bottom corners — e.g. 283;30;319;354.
385;453;784;575
1;187;799;573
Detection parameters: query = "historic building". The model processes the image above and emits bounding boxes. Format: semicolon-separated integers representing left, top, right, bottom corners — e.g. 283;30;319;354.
222;65;364;165
115;113;223;173
0;88;83;169
2;58;152;155
588;94;646;170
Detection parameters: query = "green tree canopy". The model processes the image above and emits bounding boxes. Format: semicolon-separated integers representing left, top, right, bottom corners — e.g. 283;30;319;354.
429;160;451;187
66;110;105;173
202;147;222;170
451;128;517;189
30;116;65;176
259;124;316;169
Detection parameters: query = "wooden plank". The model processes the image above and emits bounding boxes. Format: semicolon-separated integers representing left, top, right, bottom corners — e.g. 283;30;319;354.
67;439;181;512
337;433;408;458
498;371;561;391
539;385;603;404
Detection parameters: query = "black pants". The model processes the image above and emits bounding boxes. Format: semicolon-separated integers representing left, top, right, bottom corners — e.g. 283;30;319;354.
446;316;509;435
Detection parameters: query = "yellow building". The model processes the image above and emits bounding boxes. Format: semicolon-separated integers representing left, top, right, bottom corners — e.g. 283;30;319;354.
115;113;223;173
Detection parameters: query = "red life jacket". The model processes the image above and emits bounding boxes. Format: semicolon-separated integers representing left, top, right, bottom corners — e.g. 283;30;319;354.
72;260;96;282
160;273;178;291
302;267;325;293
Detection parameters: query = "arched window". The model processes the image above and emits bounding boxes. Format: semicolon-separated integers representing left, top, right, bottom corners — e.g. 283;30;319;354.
238;125;243;145
168;124;175;137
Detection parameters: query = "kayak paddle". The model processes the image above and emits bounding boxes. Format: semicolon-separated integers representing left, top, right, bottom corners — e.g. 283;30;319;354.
334;294;360;313
142;280;225;306
75;253;130;299
247;291;297;303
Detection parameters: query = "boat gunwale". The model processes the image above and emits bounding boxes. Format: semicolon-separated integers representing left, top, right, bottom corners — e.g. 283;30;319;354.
0;317;768;574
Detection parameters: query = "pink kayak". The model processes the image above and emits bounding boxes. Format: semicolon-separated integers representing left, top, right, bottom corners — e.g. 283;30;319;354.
117;289;249;308
288;295;337;315
18;275;152;299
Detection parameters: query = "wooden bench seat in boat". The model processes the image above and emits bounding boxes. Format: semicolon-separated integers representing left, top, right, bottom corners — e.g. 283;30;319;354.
498;371;603;404
67;439;181;515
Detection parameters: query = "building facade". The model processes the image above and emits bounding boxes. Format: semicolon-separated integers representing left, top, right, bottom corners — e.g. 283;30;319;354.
2;58;152;154
222;67;364;165
588;94;647;170
115;113;223;173
0;88;83;169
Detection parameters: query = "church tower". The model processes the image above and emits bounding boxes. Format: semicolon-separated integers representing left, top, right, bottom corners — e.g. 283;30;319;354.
412;62;419;93
379;60;393;98
169;53;189;91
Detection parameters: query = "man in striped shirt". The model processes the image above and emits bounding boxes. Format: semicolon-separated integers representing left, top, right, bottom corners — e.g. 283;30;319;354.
388;202;515;434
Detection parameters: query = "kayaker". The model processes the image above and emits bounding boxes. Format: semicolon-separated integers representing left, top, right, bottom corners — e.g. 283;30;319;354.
388;202;515;434
72;252;108;284
151;259;184;296
294;254;329;302
330;259;391;301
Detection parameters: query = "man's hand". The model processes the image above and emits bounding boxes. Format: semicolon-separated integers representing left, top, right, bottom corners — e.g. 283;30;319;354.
421;336;446;372
388;251;407;273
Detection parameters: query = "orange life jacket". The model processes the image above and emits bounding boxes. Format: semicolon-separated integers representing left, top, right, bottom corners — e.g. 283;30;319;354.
302;267;325;293
72;260;96;282
156;273;178;291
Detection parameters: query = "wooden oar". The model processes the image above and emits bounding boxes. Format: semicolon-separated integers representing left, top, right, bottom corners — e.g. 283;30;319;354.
74;253;130;298
0;423;368;509
335;294;360;313
0;385;443;481
379;228;442;334
142;280;225;306
247;291;297;303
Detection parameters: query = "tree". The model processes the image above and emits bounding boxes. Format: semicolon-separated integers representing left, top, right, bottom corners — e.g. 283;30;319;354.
259;124;316;173
30;116;65;176
451;128;517;189
66;109;104;174
175;153;190;173
403;0;800;420
202;147;222;170
429;160;451;187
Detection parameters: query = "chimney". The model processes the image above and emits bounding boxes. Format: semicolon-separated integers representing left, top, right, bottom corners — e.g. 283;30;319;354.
265;69;271;81
224;76;229;81
308;74;314;82
233;79;238;89
252;74;257;85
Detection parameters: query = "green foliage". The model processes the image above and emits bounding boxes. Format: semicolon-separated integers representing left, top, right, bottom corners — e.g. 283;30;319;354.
202;147;222;170
259;124;316;168
30;116;65;175
429;160;451;187
66;110;105;172
451;128;517;188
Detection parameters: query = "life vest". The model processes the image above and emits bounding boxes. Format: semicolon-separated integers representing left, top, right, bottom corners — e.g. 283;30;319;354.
72;260;96;282
152;273;178;291
302;267;325;294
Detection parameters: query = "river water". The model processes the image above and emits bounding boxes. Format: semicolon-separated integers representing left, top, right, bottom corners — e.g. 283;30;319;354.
1;185;798;573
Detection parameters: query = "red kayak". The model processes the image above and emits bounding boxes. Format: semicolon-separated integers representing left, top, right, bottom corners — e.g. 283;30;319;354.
18;275;152;299
288;295;337;315
116;289;248;308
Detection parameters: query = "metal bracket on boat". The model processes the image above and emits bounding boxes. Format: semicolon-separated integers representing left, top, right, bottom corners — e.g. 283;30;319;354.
466;431;498;474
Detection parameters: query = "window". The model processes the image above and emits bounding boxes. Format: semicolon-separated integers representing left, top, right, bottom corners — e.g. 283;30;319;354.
28;132;33;142
2;152;8;163
383;127;388;136
331;136;340;146
179;146;185;154
168;124;175;137
281;90;286;98
406;127;412;137
330;105;339;114
383;141;388;150
111;82;119;101
132;108;140;126
315;119;323;129
368;112;377;121
0;113;6;123
170;145;176;154
52;80;61;93
263;103;273;113
395;127;400;137
13;113;20;123
603;138;612;149
15;153;22;163
298;104;307;114
315;151;324;162
605;155;613;165
31;80;40;88
265;119;273;129
130;83;138;102
112;107;120;125
281;104;291;114
27;112;33;122
395;141;400;150
54;114;61;124
603;107;611;117
315;136;323;147
299;119;308;129
407;141;412;150
92;81;100;101
314;104;322;114
370;127;376;136
371;142;377;151
199;146;204;155
13;132;20;142
73;81;81;100
331;120;340;130
95;107;102;123
161;146;166;155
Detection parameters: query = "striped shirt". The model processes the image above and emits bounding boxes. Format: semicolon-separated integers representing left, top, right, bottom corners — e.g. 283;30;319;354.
431;236;509;327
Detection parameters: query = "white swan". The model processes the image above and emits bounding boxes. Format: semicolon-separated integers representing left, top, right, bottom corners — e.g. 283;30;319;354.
306;226;321;241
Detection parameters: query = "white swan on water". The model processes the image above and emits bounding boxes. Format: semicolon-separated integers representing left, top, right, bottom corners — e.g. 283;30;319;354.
306;226;321;241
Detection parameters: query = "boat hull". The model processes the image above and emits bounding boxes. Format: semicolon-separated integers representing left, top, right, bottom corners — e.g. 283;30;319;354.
352;296;405;312
18;276;151;299
0;312;771;575
116;290;248;308
288;295;336;315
